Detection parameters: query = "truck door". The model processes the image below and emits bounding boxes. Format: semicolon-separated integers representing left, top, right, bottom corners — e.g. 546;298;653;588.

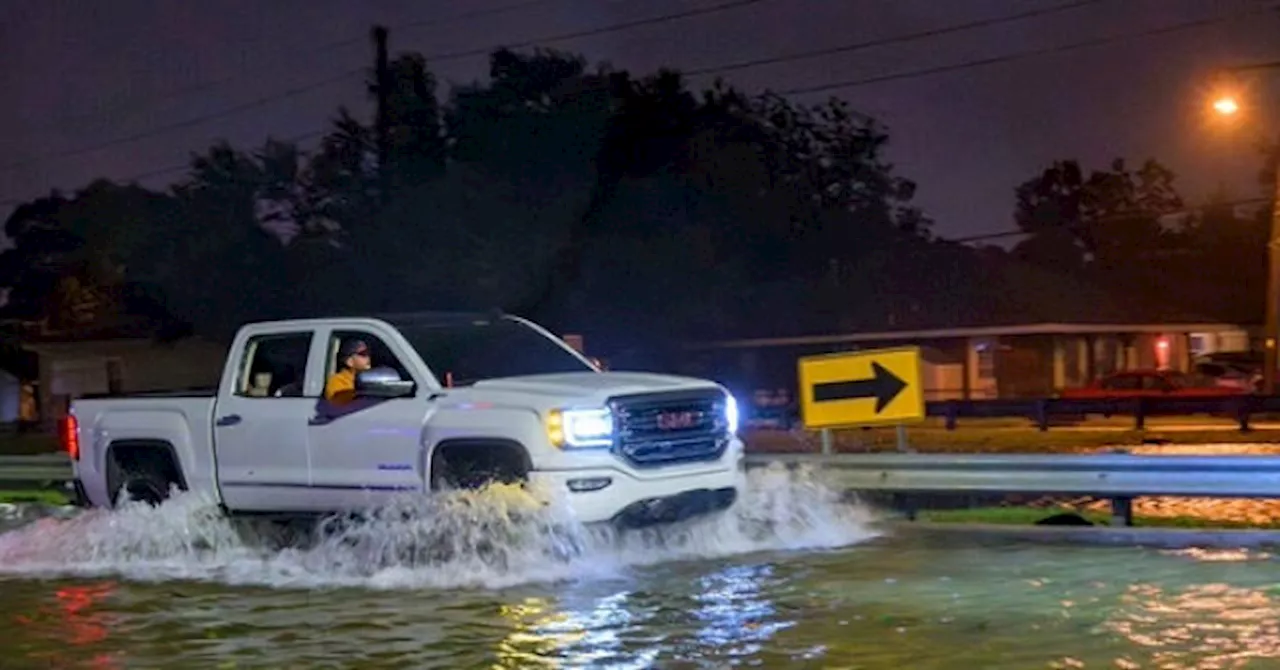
306;326;428;510
214;328;320;512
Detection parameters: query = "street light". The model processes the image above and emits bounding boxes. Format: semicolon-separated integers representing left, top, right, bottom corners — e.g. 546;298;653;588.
1213;96;1240;116
1211;61;1280;394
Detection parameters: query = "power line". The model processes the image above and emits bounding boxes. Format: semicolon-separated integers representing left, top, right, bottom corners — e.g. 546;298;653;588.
402;0;774;64
0;0;774;177
778;3;1280;96
946;196;1276;245
0;129;328;208
684;0;1106;78
0;73;361;174
2;1;1273;205
43;0;565;133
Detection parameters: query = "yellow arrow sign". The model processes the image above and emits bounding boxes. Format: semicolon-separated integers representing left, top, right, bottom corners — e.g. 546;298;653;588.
797;346;925;429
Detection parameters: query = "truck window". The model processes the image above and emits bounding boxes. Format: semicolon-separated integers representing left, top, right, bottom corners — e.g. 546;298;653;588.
237;332;313;398
394;316;595;386
328;330;413;383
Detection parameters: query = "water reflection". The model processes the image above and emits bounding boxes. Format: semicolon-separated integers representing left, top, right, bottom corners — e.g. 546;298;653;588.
491;565;791;668
494;592;658;668
691;563;791;660
11;581;122;669
12;536;1280;668
1106;582;1280;668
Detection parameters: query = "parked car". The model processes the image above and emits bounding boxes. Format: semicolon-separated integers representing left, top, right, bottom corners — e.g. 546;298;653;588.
1059;369;1247;400
1192;352;1263;393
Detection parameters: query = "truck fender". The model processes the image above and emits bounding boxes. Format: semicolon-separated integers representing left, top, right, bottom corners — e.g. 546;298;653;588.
424;407;541;491
90;408;215;504
428;437;535;489
104;439;188;505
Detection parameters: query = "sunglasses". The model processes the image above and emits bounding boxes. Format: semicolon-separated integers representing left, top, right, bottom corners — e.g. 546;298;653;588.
351;349;369;357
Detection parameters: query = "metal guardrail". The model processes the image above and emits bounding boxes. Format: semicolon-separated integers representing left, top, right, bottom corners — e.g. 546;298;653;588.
927;395;1280;432
8;451;1280;526
749;394;1280;433
0;454;72;484
744;451;1280;525
745;452;1280;497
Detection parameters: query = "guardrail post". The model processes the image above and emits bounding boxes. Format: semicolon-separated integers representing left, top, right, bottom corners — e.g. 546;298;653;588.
895;493;918;522
944;401;958;431
1110;497;1134;527
1134;399;1146;430
1236;396;1252;433
820;428;833;455
1035;399;1049;431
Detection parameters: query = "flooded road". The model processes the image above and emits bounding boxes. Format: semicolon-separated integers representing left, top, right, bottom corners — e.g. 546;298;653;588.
3;466;1280;668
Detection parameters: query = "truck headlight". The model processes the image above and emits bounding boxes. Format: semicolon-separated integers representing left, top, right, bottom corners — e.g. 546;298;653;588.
724;394;740;434
547;407;613;448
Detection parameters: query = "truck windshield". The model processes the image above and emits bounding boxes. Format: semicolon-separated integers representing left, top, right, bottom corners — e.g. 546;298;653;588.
397;317;596;385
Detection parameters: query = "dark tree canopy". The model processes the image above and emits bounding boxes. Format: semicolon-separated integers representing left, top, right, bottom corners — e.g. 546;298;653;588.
0;45;1267;359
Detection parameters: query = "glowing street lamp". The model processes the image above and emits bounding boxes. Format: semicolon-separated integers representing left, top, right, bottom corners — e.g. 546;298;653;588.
1212;96;1240;116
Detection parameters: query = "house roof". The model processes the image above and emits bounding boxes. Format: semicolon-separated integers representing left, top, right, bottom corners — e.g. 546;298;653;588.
721;245;1229;342
686;321;1251;350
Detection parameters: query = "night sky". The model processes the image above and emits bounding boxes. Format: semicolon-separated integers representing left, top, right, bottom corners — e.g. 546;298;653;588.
1;0;1277;243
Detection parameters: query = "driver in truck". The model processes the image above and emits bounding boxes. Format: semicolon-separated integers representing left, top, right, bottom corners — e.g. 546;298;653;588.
324;339;373;404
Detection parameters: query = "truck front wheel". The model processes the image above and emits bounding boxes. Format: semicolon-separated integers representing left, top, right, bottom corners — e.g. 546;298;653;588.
430;440;532;491
106;442;186;508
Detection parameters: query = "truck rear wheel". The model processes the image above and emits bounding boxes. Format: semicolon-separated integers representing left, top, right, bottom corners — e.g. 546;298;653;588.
106;442;186;508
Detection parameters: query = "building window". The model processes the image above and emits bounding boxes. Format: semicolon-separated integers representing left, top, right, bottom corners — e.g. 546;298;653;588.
1188;334;1208;356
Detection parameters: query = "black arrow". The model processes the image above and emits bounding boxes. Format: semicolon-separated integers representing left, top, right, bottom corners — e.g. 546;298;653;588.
812;362;907;413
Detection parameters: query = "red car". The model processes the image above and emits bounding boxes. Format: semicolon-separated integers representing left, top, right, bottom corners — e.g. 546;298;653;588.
1059;369;1248;399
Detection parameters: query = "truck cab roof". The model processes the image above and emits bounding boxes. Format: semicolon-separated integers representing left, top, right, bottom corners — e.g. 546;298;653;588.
250;310;510;331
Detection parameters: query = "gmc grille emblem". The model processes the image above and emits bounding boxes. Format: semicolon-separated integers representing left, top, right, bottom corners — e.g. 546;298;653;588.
656;411;697;430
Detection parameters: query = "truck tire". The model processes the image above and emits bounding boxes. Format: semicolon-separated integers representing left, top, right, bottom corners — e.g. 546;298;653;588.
106;443;185;508
430;440;532;491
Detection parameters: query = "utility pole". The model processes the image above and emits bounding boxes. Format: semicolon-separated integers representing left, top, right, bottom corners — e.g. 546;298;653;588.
1265;156;1280;393
372;25;391;204
1213;61;1280;393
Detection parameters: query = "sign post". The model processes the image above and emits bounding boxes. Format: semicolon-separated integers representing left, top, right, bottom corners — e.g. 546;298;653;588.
797;346;926;452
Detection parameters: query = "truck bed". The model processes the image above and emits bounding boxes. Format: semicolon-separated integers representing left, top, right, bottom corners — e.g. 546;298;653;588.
79;387;216;400
69;393;220;507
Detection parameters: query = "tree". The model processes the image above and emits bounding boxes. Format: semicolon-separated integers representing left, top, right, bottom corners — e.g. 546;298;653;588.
135;140;302;336
1012;158;1185;270
377;53;446;189
0;41;993;349
0;193;76;320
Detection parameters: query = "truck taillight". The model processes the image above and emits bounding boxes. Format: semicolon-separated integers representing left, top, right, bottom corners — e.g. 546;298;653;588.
61;415;80;461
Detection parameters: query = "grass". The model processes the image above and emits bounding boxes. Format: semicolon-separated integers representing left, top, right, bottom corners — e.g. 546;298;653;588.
0;433;59;456
915;505;1280;530
0;488;68;505
744;416;1280;454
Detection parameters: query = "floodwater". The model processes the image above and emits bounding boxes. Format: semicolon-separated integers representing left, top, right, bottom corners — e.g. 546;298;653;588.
2;466;1279;669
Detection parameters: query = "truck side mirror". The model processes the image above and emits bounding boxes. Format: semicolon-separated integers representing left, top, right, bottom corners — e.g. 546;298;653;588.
355;367;416;398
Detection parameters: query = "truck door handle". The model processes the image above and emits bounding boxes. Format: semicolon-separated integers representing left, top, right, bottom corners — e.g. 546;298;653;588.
216;414;242;426
309;415;332;426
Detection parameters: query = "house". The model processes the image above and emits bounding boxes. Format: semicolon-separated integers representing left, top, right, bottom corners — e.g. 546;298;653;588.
671;251;1262;401
16;317;226;427
680;321;1254;401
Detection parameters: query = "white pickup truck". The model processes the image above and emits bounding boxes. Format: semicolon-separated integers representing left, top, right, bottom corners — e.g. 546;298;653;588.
62;312;745;527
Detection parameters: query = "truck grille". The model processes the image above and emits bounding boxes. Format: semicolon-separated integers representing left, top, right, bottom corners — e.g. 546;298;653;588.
609;389;729;467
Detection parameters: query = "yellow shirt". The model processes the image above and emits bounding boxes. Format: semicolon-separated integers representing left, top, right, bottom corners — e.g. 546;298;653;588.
324;369;356;404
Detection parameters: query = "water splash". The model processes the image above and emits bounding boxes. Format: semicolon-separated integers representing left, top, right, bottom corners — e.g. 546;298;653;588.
0;463;879;591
